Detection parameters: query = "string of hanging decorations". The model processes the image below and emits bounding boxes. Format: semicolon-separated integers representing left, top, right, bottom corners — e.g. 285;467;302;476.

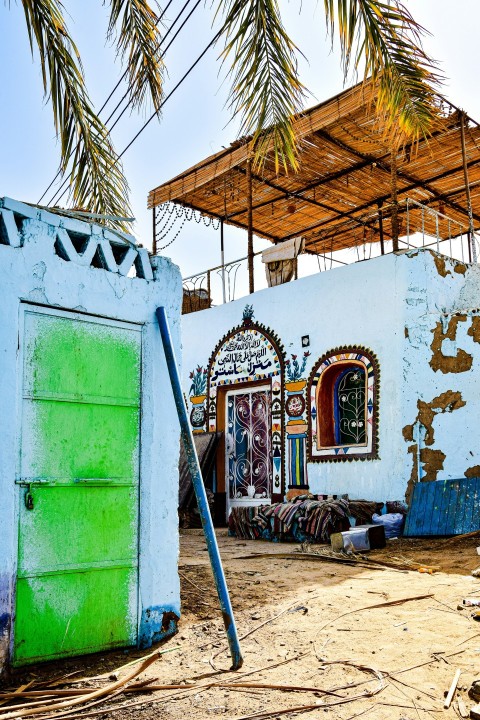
154;202;221;251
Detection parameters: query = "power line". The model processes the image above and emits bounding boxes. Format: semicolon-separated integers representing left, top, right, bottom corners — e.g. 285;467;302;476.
42;0;185;206
47;0;201;208
118;32;221;161
98;0;176;117
51;31;221;208
38;0;178;205
105;0;200;132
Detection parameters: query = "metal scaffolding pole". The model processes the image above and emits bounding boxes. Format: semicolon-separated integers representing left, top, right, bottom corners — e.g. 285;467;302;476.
156;307;243;670
460;111;478;263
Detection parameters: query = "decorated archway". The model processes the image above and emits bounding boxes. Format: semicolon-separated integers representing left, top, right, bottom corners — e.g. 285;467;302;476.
206;306;285;504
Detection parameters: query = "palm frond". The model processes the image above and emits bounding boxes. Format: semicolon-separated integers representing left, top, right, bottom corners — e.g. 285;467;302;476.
20;0;131;228
107;0;165;116
218;0;306;173
323;0;443;144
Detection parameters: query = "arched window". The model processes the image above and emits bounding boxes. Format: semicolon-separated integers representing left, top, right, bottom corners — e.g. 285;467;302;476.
308;349;379;461
335;366;366;445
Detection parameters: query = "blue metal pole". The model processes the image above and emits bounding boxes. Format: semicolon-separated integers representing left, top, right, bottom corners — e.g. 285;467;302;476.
156;307;243;670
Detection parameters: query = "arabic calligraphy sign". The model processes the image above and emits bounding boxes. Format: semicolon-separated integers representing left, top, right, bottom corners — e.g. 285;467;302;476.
209;329;281;388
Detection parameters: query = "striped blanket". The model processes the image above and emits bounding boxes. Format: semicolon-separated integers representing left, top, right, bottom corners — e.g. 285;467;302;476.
228;496;351;543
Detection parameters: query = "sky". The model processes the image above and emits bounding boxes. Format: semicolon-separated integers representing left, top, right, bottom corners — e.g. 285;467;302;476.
1;0;479;294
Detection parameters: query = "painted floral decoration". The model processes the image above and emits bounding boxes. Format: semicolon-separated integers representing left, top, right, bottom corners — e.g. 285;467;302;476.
189;366;208;396
285;351;310;382
242;304;255;324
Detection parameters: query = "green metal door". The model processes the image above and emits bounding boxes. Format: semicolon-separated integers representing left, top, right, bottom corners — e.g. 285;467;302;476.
14;307;141;665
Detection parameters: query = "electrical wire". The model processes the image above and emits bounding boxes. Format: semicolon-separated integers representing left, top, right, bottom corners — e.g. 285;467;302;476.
51;30;221;208
105;0;201;132
98;0;175;116
47;0;202;208
38;0;182;204
118;32;220;161
45;0;193;207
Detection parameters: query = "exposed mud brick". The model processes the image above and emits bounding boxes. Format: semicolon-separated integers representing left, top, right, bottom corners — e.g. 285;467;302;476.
430;315;472;374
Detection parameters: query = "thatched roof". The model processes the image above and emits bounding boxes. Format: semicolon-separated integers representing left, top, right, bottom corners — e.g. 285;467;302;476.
148;81;480;254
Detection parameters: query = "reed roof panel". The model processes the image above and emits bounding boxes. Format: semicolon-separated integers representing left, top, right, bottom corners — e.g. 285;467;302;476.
148;81;480;253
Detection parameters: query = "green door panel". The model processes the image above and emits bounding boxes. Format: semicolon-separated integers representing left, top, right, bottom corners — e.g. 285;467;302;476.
22;401;139;480
18;486;138;576
15;309;141;665
14;567;137;664
23;313;141;403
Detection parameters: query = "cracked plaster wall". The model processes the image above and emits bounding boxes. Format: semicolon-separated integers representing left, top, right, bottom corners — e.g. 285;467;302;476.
402;250;480;500
0;199;183;671
183;248;480;510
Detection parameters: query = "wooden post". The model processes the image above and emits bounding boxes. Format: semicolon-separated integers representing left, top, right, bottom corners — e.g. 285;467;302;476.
378;201;385;255
220;220;226;304
391;150;399;252
246;158;254;294
460;111;477;262
444;669;461;709
152;207;157;255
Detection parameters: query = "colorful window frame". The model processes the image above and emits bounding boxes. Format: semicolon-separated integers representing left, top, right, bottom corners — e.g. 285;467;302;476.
307;347;379;462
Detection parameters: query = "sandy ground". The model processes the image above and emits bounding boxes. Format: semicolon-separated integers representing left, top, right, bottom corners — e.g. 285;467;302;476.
5;529;480;720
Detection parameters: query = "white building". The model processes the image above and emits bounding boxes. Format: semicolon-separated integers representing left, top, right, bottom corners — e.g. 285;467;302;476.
149;83;480;525
181;248;480;517
0;197;182;671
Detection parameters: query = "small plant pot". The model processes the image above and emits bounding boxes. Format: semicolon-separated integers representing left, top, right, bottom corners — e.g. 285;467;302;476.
285;379;307;392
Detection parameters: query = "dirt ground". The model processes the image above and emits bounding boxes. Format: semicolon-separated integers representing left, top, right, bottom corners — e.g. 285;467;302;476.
5;529;480;720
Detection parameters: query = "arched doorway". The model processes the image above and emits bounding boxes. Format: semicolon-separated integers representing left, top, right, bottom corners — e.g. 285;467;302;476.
207;311;284;516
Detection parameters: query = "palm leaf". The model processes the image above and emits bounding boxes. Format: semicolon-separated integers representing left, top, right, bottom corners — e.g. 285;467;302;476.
217;0;306;173
20;0;131;228
323;0;443;144
107;0;165;115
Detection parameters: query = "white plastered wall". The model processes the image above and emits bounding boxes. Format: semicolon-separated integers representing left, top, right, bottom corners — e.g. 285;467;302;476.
182;248;480;505
0;197;182;670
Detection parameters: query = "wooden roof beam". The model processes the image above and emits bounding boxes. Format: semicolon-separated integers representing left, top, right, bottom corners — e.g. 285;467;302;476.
226;156;374;219
147;82;376;208
314;116;461;173
233;166;381;239
315;127;480;225
283;156;480;240
225;122;461;228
